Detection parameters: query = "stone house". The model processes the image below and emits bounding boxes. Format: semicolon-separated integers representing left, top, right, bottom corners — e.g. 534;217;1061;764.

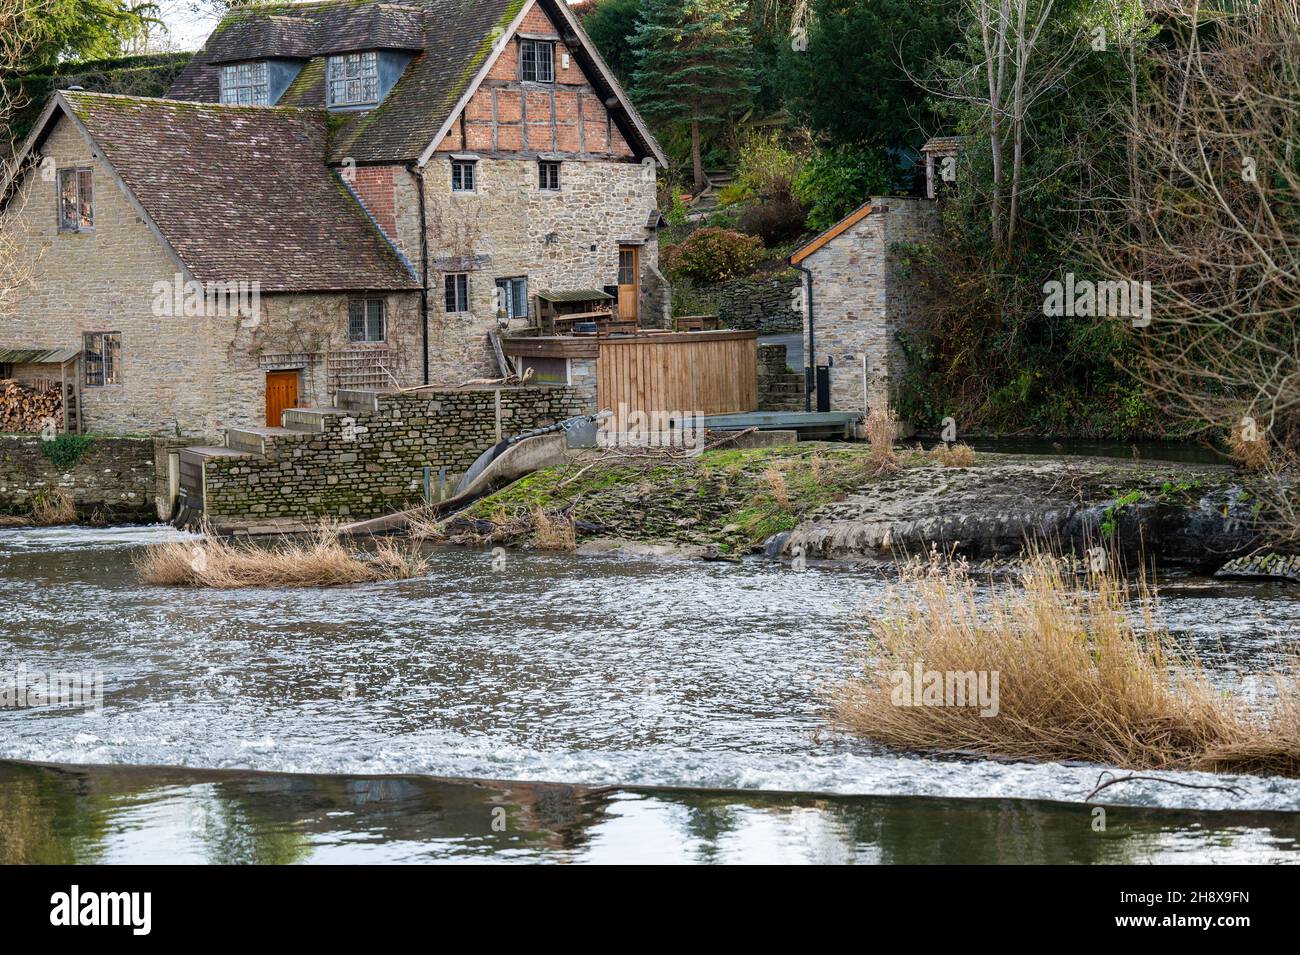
0;0;667;438
790;197;938;416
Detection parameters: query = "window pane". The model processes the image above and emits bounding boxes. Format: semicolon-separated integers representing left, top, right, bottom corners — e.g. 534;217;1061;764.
328;52;378;106
58;170;77;229
104;333;120;384
348;301;365;341
512;280;527;318
367;299;384;341
78;170;93;228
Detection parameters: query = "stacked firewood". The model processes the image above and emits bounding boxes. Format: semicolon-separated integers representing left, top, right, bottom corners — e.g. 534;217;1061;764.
0;379;63;433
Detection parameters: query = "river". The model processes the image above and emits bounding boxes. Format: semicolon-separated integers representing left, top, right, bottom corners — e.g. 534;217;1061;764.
1;524;1297;863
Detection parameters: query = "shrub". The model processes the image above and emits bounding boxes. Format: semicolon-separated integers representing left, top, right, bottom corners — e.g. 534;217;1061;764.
38;434;93;469
735;130;805;200
661;227;764;284
793;145;896;232
737;194;808;245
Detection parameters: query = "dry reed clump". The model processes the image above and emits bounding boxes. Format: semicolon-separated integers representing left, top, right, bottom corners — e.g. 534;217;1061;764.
531;508;576;551
135;522;431;588
763;466;791;508
29;487;76;525
830;553;1300;778
930;443;977;467
1228;426;1273;472
864;406;900;473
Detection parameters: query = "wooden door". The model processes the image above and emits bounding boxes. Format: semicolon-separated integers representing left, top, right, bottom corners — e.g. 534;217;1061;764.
617;245;640;322
265;370;299;427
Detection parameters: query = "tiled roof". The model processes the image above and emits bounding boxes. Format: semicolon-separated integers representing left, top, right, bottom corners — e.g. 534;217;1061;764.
169;0;525;164
62;91;417;292
166;0;662;166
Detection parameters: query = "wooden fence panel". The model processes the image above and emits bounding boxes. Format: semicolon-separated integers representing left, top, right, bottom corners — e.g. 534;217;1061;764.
596;331;757;418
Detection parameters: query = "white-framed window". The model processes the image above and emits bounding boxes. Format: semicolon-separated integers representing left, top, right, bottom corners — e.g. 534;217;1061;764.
521;40;555;83
327;52;380;107
495;277;528;320
57;168;94;232
444;273;470;313
538;160;560;191
451;160;476;193
220;61;269;105
84;331;121;386
348;298;386;342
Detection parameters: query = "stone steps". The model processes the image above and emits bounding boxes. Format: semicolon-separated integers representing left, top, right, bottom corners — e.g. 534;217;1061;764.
225;426;301;456
282;406;353;433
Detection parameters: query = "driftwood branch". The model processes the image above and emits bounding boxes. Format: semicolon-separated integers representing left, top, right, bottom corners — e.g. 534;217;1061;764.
1080;770;1245;803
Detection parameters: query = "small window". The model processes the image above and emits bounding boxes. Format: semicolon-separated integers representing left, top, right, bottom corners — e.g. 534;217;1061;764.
494;277;528;320
348;298;386;342
538;160;561;191
84;332;121;386
57;168;94;232
521;40;555;83
327;52;380;107
444;273;470;313
220;62;269;105
451;160;476;193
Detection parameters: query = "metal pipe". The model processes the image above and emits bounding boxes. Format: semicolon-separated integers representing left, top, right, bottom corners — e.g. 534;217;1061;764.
407;162;430;385
792;262;815;412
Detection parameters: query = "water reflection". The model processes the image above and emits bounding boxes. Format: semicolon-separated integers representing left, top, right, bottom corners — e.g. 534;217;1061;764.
3;761;1297;864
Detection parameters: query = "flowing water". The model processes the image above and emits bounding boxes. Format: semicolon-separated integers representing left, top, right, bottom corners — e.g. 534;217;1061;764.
1;524;1297;863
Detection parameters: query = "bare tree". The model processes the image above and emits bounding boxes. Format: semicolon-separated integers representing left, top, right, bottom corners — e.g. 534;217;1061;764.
928;0;1080;251
0;0;51;314
1087;0;1300;542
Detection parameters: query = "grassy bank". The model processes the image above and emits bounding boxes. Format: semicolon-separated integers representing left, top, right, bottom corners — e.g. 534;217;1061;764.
434;442;954;555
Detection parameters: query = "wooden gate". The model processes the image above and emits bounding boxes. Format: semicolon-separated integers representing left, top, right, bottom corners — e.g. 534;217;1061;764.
596;330;757;417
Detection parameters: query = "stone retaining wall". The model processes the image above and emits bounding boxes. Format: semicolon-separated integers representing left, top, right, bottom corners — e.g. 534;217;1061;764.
685;269;801;334
202;385;588;528
0;435;163;522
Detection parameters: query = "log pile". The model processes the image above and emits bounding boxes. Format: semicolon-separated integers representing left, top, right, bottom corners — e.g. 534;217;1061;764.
0;379;63;433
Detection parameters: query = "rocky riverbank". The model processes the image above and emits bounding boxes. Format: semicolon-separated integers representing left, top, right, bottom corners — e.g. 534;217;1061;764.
431;443;1292;574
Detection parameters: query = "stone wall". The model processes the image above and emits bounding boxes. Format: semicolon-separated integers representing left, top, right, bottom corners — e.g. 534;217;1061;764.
202;385;588;528
717;270;802;334
396;157;662;388
0;435;161;522
684;269;802;335
801;197;939;414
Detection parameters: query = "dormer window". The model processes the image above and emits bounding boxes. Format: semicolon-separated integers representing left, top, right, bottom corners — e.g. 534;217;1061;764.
327;52;380;107
220;62;269;105
521;40;555;83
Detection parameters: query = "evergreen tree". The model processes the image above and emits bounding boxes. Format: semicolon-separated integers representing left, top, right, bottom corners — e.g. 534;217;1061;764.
631;0;757;190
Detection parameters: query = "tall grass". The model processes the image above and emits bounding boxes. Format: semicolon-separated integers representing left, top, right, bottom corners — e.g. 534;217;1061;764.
29;487;76;525
532;508;576;551
135;522;431;588
831;552;1300;777
930;442;977;467
864;406;900;473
